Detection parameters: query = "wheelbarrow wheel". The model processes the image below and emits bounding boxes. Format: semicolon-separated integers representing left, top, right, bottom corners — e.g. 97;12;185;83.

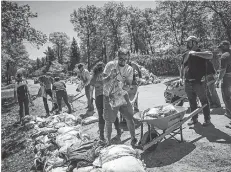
140;130;159;152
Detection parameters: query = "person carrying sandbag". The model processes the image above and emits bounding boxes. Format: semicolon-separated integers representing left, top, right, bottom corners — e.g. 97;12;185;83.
89;62;122;141
103;48;137;146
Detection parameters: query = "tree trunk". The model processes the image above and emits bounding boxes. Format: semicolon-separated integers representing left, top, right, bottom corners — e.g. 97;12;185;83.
87;31;90;71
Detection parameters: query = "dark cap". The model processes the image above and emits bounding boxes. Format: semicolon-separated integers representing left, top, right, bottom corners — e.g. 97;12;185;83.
54;77;60;81
218;40;230;48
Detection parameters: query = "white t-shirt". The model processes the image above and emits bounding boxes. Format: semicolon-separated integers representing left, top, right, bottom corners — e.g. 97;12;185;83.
103;60;133;96
78;68;91;86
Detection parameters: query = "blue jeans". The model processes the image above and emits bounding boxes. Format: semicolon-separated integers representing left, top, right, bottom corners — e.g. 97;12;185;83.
185;81;210;121
221;76;231;116
206;75;221;107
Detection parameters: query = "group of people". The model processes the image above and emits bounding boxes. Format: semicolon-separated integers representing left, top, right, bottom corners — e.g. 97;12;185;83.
180;36;231;126
14;73;72;124
14;36;230;146
76;49;142;146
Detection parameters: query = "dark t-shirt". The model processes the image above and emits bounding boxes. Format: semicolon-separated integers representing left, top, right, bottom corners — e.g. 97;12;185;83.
15;81;28;100
206;61;216;75
89;74;103;98
53;81;66;91
182;49;207;81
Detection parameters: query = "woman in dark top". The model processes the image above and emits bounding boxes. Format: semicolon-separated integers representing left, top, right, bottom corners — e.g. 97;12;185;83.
89;62;121;141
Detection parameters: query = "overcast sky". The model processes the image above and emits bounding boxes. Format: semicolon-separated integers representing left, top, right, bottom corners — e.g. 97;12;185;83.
16;1;157;60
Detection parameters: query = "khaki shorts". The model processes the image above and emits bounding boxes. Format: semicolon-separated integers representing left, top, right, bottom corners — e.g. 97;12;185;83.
103;95;134;123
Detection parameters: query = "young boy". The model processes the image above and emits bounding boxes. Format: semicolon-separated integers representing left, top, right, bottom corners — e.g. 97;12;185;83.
14;73;30;124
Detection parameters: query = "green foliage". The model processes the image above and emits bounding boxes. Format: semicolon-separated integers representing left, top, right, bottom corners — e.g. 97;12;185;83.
69;37;81;71
1;1;47;47
70;1;231;73
49;32;70;64
1;1;47;83
131;53;181;76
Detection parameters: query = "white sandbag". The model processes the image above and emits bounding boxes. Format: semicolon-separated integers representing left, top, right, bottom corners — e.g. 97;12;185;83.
74;166;94;172
82;116;98;125
56;134;81;148
74;166;103;172
57;126;80;135
102;156;146;172
161;104;177;117
54;122;67;129
51;167;68;172
35;117;45;123
95;145;138;166
45;153;65;171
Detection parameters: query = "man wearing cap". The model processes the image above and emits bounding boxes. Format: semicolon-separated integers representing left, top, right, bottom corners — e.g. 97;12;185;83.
215;40;231;118
103;48;137;146
181;36;213;126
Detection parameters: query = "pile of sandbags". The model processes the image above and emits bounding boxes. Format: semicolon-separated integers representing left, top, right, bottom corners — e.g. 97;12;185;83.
29;112;97;172
143;104;178;120
28;111;145;172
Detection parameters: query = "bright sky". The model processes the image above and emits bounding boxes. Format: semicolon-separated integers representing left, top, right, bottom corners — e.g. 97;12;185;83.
16;1;157;60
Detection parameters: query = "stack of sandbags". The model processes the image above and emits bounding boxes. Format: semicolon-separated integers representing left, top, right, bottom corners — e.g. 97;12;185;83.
144;104;178;120
30;112;93;172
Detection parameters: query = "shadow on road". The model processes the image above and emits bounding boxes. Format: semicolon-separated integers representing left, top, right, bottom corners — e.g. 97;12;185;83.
210;107;226;115
141;139;196;168
191;123;231;144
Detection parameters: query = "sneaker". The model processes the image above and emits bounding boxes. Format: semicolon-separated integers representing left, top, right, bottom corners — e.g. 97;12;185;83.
188;119;198;126
131;138;138;146
202;119;211;126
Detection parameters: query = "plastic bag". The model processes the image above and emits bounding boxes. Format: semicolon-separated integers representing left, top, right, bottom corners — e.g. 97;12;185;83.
56;130;81;148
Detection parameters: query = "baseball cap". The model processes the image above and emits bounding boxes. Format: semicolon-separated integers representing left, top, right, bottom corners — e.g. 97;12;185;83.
186;36;199;42
218;40;230;48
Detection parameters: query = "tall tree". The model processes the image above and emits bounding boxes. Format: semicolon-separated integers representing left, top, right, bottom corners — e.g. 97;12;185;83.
71;5;102;70
1;1;47;84
69;37;81;71
36;58;41;69
49;32;70;64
